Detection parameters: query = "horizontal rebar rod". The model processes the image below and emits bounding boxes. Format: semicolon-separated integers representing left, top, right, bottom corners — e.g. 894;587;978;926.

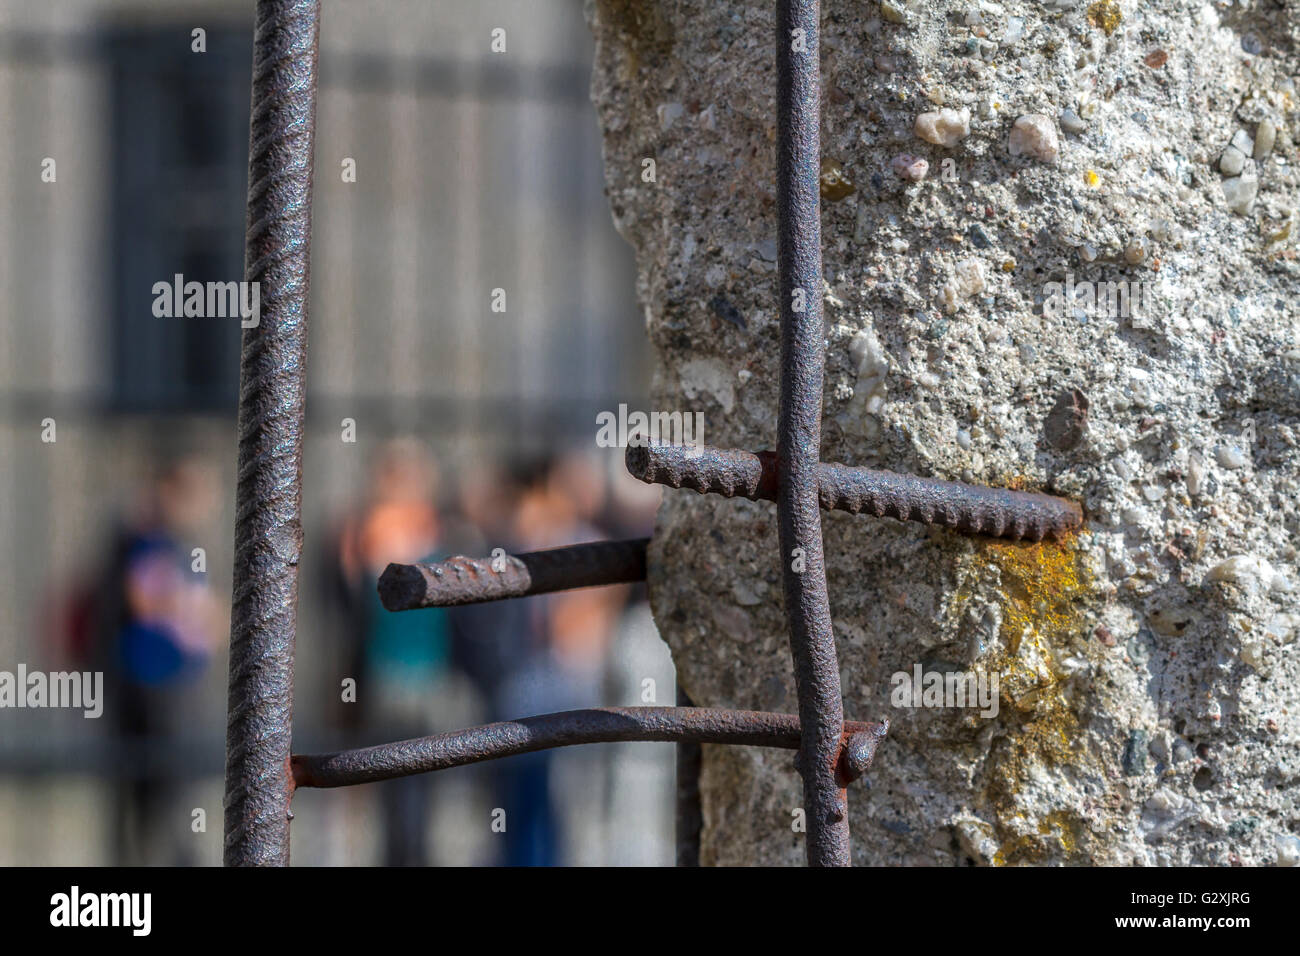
378;537;648;611
626;443;1082;543
291;707;888;789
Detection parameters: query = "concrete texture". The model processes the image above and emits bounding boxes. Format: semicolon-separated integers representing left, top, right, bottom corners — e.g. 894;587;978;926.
587;0;1300;865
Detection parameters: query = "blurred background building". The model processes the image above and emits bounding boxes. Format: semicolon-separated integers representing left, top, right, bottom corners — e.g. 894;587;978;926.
0;0;672;865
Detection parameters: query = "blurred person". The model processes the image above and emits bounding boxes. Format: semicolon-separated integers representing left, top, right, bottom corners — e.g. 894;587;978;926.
452;450;635;865
444;457;550;865
443;455;569;865
537;449;641;860
335;439;451;865
443;460;530;713
93;456;224;865
541;449;626;683
594;451;671;862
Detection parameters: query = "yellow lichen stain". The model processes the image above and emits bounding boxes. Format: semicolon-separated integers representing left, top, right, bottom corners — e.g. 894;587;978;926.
1086;0;1122;36
978;538;1090;660
952;534;1100;864
993;811;1082;866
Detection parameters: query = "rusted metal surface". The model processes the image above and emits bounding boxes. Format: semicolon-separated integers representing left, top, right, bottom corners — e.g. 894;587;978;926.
774;0;850;867
838;724;889;785
675;685;703;867
291;707;886;789
627;443;1082;542
377;538;648;611
223;0;320;868
626;443;776;499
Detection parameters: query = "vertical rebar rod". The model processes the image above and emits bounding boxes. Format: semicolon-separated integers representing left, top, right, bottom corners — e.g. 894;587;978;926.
223;0;320;867
675;685;703;866
775;0;850;866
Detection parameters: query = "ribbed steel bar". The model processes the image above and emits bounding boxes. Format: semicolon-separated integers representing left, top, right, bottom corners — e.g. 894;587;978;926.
291;707;887;789
223;0;320;868
626;443;1082;542
377;538;648;611
775;0;849;867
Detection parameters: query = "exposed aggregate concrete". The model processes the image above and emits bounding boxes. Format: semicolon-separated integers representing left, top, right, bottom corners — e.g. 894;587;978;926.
588;0;1299;865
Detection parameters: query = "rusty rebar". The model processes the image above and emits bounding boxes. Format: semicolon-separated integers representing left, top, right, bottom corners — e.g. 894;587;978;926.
626;443;1083;542
775;0;850;867
839;723;888;785
223;0;320;868
377;538;648;611
291;707;887;789
675;685;703;867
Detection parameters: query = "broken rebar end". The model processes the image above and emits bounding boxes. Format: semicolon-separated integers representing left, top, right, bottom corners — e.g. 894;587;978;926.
377;562;426;611
624;442;651;482
840;721;889;784
1041;499;1085;543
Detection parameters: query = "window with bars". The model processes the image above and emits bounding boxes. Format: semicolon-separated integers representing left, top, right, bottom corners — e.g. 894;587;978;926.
107;25;250;412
